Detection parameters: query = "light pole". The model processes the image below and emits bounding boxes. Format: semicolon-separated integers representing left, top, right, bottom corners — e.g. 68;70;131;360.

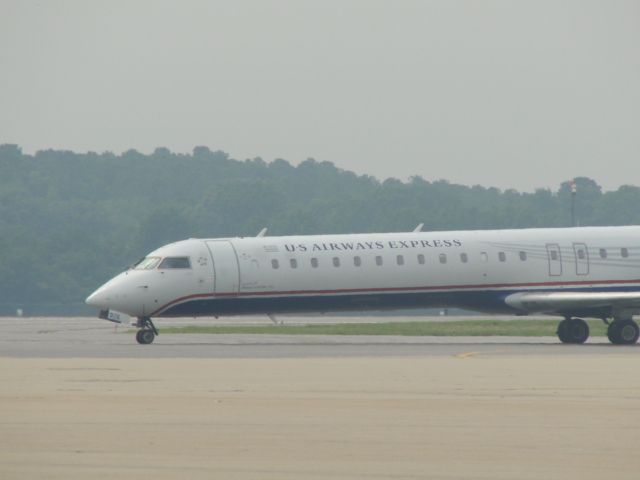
570;180;577;227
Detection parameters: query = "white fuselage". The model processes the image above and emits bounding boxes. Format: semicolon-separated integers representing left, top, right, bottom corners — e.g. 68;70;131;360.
86;226;640;319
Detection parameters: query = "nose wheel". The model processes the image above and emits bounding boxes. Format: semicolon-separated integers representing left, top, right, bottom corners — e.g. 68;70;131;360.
135;317;158;344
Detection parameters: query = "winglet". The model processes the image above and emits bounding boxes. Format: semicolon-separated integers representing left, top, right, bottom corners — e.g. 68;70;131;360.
413;223;424;232
257;227;268;237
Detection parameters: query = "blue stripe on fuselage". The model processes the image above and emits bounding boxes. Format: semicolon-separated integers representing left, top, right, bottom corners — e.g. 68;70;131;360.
156;285;640;317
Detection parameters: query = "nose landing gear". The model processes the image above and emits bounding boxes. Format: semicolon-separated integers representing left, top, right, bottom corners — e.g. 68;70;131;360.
135;316;158;344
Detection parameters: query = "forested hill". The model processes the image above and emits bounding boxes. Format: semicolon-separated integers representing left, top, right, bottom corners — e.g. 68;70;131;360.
1;143;639;315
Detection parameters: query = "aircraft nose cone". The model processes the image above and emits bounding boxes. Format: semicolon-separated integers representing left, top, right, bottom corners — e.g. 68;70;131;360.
85;288;108;309
85;272;146;317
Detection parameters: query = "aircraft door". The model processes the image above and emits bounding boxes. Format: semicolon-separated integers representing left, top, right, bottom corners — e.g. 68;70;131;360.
546;244;562;276
573;243;589;275
480;251;489;277
206;241;240;294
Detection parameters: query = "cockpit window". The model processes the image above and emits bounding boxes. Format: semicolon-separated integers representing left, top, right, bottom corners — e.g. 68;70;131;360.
158;257;191;269
133;256;161;270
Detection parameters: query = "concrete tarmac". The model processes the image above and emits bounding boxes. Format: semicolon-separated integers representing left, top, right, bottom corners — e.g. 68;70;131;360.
1;316;640;479
1;316;637;358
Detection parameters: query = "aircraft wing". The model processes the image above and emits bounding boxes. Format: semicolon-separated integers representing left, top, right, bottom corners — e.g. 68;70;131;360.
504;291;640;316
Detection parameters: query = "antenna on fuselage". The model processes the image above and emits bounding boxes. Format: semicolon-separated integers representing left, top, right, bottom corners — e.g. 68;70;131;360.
257;227;268;237
413;223;424;232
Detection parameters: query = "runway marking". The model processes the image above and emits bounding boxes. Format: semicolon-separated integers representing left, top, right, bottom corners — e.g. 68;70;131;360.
456;351;480;359
456;350;506;359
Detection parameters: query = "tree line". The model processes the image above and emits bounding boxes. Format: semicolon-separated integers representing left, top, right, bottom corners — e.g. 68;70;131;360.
1;143;639;315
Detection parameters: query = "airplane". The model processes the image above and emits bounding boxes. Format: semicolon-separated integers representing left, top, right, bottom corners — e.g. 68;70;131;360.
86;225;640;345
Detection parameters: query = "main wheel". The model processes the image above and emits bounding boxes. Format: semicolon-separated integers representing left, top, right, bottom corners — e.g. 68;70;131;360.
558;318;589;344
557;319;572;343
567;318;589;344
608;320;639;345
136;329;155;345
607;322;621;344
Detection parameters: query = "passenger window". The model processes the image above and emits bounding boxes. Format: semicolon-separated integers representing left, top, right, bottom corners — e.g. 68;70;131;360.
375;256;383;266
158;257;191;269
599;249;607;259
396;255;404;266
550;250;558;261
577;249;585;260
417;254;425;265
354;256;362;267
311;258;319;268
333;257;340;267
460;253;468;263
439;253;447;264
290;258;297;269
621;248;629;258
498;252;506;262
271;259;279;269
519;251;527;261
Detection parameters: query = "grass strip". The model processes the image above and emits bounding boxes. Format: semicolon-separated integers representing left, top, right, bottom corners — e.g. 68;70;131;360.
159;319;609;337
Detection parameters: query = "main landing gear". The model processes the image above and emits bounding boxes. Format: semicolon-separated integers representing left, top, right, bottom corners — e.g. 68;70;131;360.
606;319;640;345
135;316;158;345
557;318;590;344
557;317;640;345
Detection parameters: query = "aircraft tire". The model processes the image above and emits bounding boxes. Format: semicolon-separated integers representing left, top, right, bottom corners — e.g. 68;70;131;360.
557;318;589;344
607;322;621;344
567;318;589;344
136;329;155;345
557;319;572;343
608;320;639;345
569;318;589;344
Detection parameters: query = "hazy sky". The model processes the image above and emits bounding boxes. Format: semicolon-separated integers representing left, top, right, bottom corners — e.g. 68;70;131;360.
1;0;639;191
